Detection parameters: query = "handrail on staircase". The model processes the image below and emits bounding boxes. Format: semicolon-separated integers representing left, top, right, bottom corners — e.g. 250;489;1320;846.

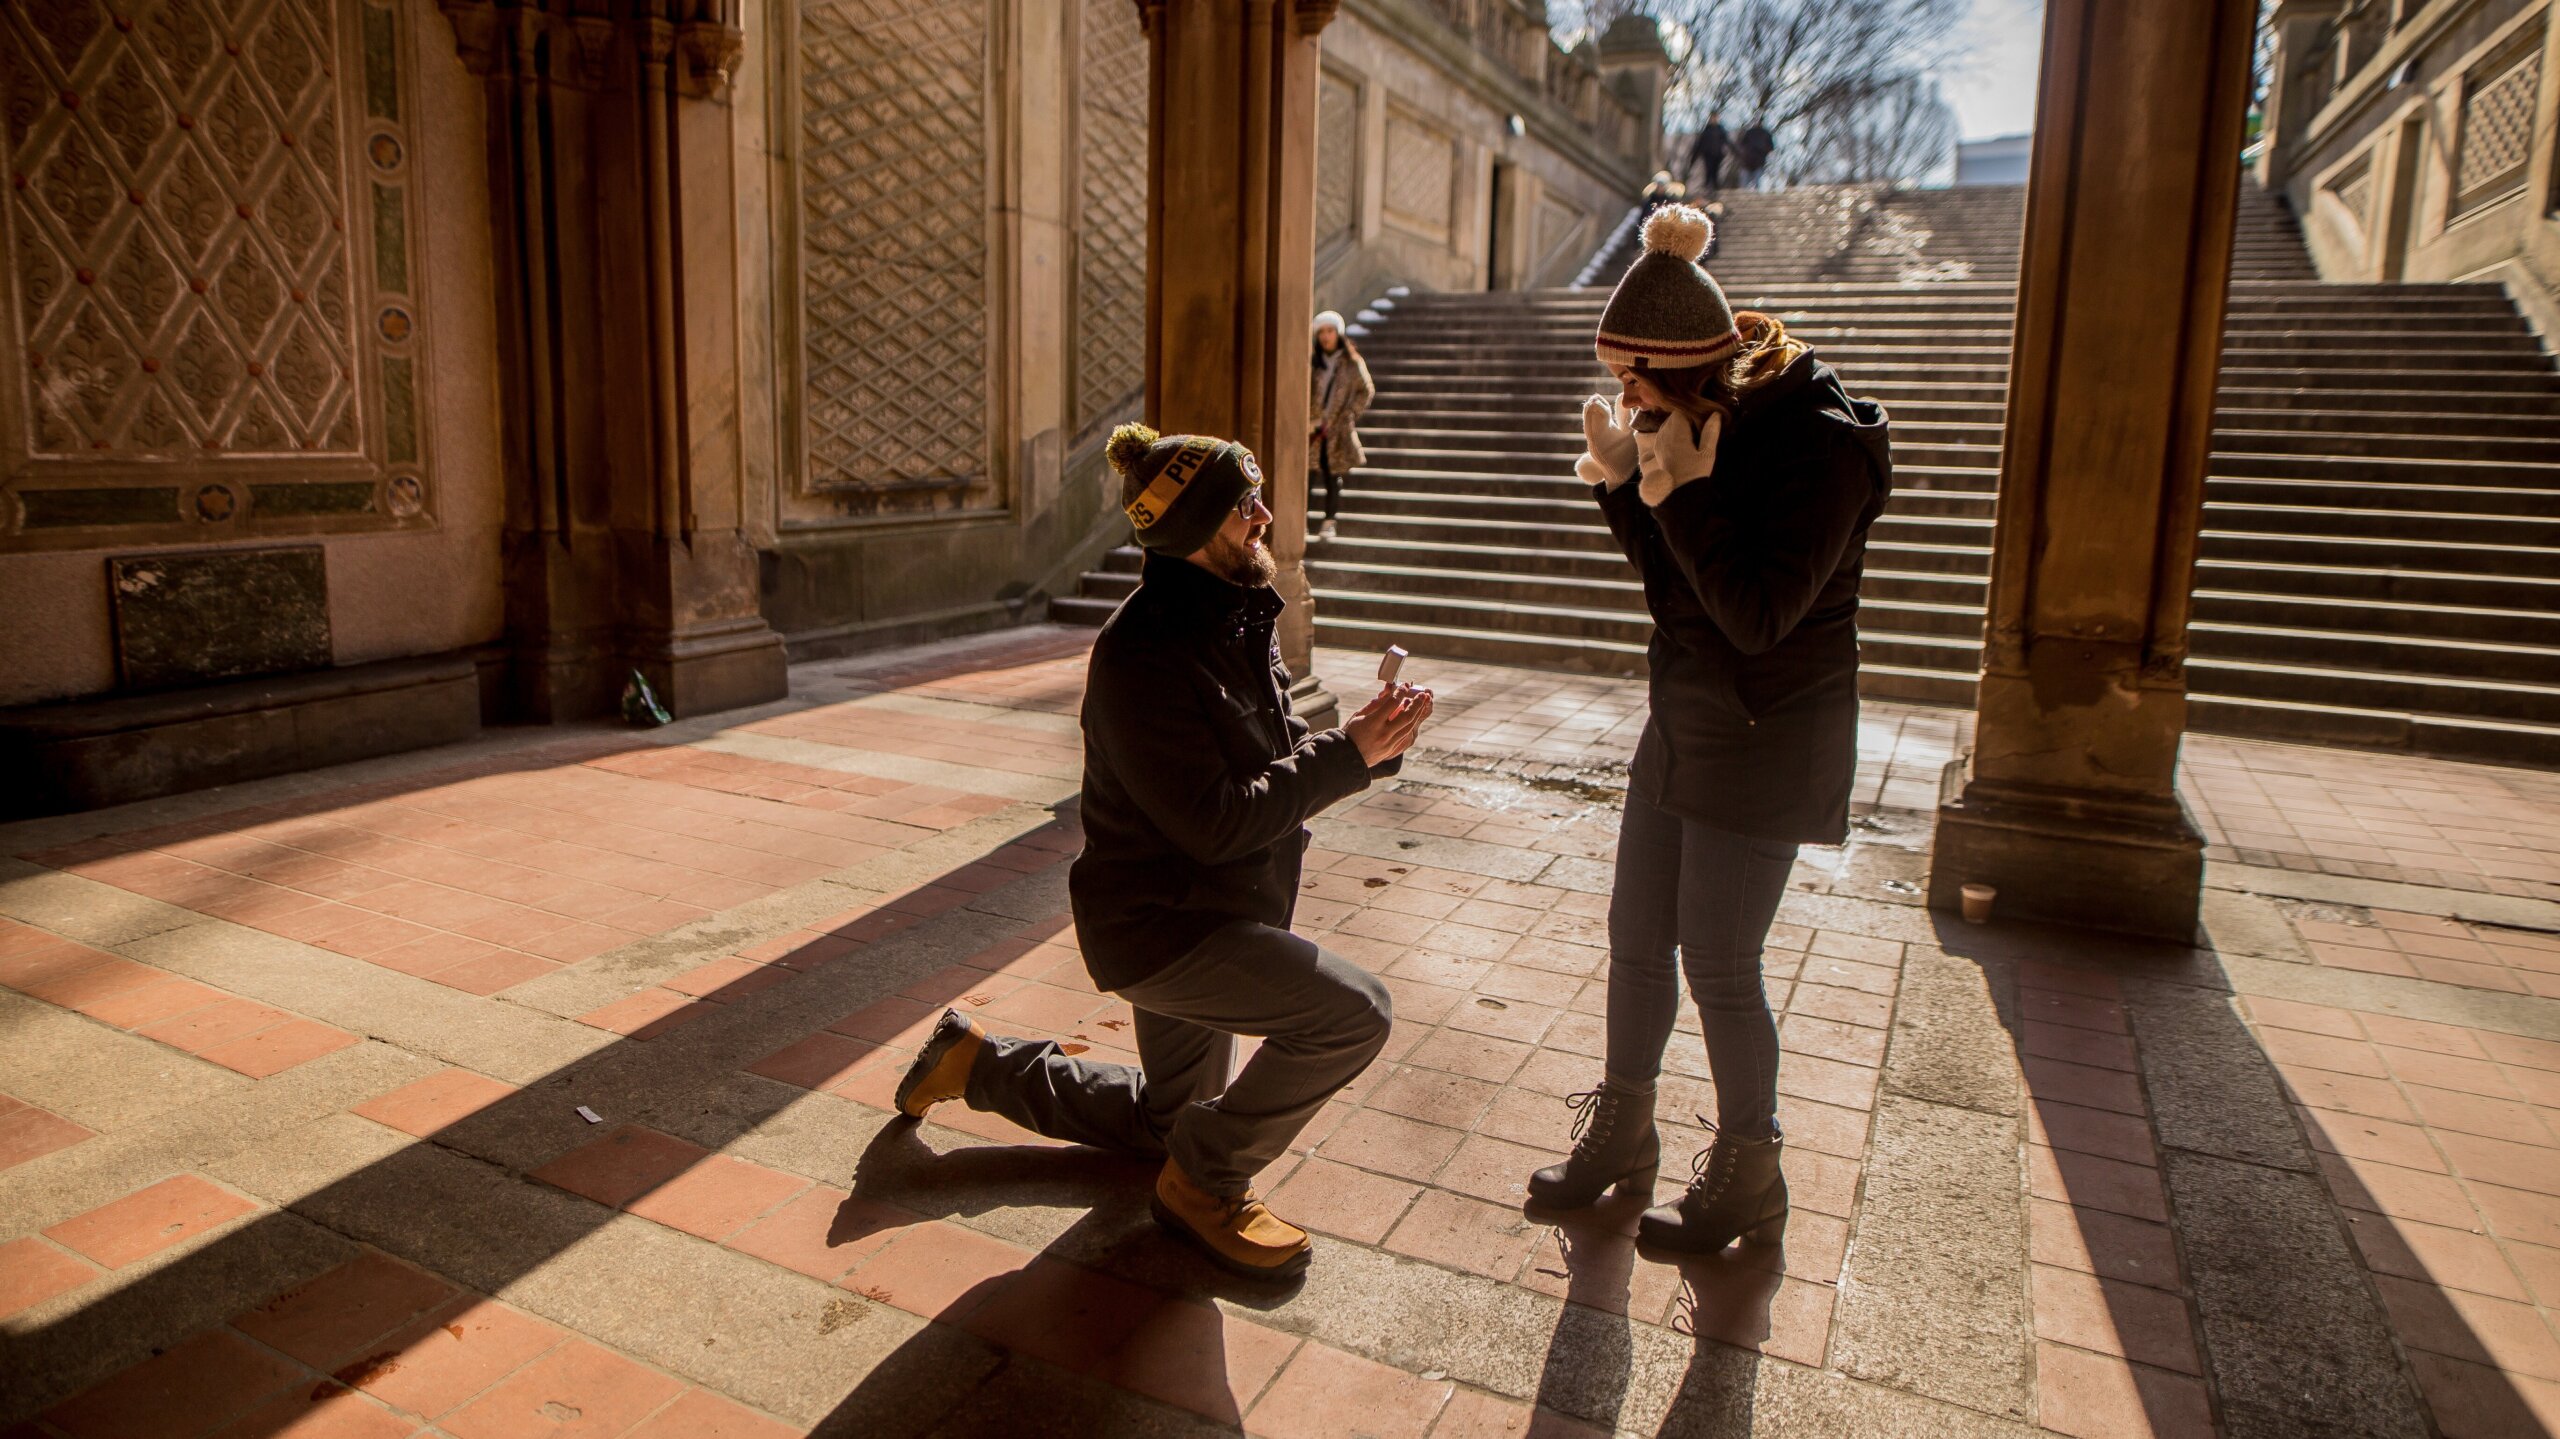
1572;203;1647;289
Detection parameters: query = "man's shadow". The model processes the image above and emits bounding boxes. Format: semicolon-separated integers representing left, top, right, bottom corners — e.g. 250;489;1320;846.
808;1118;1306;1437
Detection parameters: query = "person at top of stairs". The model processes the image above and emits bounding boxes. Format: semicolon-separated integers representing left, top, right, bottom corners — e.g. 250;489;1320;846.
1528;203;1894;1256
1685;110;1731;194
1310;311;1373;543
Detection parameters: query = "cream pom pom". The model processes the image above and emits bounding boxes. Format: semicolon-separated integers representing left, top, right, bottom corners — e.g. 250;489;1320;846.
1641;204;1713;263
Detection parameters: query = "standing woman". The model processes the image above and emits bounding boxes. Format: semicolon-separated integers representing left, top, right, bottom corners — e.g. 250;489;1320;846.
1309;311;1374;542
1524;204;1892;1255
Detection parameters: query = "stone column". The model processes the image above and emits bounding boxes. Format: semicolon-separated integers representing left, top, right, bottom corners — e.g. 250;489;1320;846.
441;0;786;722
1926;0;2257;941
2254;0;2347;191
1595;16;1672;171
1138;0;1340;727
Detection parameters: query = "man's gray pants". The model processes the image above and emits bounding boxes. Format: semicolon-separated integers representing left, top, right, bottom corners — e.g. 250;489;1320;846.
960;919;1392;1196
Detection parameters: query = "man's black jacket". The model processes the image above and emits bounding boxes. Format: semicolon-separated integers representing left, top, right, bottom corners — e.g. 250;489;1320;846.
1069;551;1387;991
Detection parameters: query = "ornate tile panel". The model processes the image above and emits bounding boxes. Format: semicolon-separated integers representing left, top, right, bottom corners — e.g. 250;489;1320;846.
0;0;430;548
1074;0;1146;436
796;0;989;512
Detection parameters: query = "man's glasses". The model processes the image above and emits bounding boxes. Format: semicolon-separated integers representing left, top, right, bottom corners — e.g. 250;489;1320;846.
1237;486;1268;521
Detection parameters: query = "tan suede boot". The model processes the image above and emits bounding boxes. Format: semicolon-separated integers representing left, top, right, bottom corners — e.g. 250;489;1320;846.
893;1009;987;1118
1150;1159;1312;1280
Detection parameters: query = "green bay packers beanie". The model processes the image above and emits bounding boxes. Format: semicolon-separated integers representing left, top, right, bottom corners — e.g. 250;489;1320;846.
1108;423;1263;555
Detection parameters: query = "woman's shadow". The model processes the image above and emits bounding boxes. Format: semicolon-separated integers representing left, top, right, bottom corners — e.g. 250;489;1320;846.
1523;1185;1775;1437
808;1118;1305;1437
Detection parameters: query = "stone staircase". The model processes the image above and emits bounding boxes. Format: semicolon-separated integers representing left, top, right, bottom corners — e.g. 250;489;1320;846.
1059;183;2560;765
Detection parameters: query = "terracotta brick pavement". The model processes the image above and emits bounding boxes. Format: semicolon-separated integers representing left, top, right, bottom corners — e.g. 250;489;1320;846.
5;628;2560;1436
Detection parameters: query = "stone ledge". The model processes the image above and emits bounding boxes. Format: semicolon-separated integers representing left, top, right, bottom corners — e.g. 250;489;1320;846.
0;655;480;819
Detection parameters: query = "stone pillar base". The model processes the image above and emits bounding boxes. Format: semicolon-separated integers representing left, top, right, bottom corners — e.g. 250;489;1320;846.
1927;758;2205;943
642;619;790;719
1290;673;1340;734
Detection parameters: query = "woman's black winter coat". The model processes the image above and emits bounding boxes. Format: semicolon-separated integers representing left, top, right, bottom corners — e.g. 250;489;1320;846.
1593;351;1893;846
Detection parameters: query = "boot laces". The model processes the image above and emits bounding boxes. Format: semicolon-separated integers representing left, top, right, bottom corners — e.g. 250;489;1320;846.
1562;1088;1622;1158
1683;1118;1740;1208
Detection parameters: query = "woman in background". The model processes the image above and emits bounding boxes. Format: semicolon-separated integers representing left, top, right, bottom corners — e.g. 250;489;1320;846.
1310;311;1374;542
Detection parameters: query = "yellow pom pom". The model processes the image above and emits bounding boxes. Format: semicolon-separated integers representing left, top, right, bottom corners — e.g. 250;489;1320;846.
1642;204;1713;263
1106;422;1159;478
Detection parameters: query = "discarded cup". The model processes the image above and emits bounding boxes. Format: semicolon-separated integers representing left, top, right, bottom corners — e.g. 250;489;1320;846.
1960;882;1996;924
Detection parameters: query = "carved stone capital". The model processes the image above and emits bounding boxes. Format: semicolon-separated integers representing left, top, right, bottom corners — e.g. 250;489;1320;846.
1293;0;1342;34
435;0;743;100
674;20;745;99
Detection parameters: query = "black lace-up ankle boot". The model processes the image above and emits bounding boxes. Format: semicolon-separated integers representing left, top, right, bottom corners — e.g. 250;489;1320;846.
1524;1083;1661;1210
1638;1120;1787;1255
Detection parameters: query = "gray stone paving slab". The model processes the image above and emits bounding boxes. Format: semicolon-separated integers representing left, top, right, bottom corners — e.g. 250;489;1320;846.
2198;887;2313;964
0;1207;354;1420
110;914;609;1083
1524;1298;1698;1433
2211;862;2560;933
0;989;245;1135
1881;949;2021;1116
289;1135;621;1298
693;731;1080;801
1825;841;1934;908
0;1040;427;1237
2163;1149;2431;1439
925;1355;1247;1439
1831;1095;2033;1422
655;1083;898;1191
850;691;1085;737
0;861;197;948
1267;1238;1675;1424
2128;978;2312;1172
501;1213;918;1428
1656;1348;2046;1439
205;1108;415;1203
800;1321;1015;1439
500;804;1062;1021
2220;951;2560;1044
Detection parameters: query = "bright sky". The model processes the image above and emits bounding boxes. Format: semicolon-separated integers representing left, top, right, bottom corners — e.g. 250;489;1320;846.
1939;0;2045;141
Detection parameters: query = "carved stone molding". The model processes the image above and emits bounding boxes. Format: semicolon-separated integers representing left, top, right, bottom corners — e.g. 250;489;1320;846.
436;0;744;100
1293;0;1342;34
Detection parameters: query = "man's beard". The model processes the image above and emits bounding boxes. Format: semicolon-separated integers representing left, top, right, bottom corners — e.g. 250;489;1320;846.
1201;530;1278;588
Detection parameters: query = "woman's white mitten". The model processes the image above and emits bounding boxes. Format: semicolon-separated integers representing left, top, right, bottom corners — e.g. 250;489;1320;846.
1577;395;1639;490
1640;410;1724;507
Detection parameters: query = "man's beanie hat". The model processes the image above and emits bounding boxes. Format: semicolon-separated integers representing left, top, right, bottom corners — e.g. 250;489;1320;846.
1596;205;1740;371
1108;423;1262;555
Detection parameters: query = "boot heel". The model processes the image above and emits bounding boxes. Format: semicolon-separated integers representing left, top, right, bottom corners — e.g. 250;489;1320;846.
1743;1212;1787;1246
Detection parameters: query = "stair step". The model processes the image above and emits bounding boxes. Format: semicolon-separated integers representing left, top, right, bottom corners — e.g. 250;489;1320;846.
1064;182;2560;764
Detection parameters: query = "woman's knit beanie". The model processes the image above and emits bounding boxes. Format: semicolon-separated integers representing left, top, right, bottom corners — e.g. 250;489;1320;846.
1108;423;1262;556
1595;204;1740;371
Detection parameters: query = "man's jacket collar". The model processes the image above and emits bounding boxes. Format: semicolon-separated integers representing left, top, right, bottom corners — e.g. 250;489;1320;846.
1138;548;1285;638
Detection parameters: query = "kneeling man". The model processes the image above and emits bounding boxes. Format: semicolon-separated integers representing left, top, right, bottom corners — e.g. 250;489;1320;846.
894;424;1431;1280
